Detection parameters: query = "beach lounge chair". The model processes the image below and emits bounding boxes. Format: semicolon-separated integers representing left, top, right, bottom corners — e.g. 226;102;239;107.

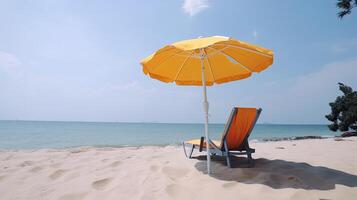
183;107;262;167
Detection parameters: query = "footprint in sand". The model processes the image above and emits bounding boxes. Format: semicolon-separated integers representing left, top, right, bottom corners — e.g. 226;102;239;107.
58;192;87;200
150;165;159;172
50;163;62;168
166;184;185;196
110;161;121;167
65;172;81;181
287;176;302;184
162;166;189;180
18;161;34;167
222;182;237;188
92;178;112;190
267;174;303;188
29;166;44;173
4;155;13;161
49;169;67;180
0;175;6;182
166;184;193;199
149;155;161;160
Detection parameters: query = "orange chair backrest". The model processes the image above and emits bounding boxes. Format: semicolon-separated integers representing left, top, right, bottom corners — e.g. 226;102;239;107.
225;108;257;150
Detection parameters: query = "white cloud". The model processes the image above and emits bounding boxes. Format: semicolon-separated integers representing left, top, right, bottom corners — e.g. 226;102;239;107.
106;81;139;92
209;58;357;124
331;39;357;53
256;58;357;124
96;81;158;96
0;51;21;68
0;51;23;79
182;0;209;16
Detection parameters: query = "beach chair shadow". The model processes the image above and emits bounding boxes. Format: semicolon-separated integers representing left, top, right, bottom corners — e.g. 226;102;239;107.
193;155;357;190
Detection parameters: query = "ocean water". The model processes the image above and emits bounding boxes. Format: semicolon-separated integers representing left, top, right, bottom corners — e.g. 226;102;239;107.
0;120;337;149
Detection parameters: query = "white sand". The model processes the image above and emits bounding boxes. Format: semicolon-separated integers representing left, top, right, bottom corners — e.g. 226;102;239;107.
0;138;357;200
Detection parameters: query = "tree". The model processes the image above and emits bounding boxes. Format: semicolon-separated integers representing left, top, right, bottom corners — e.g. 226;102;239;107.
337;0;357;18
326;83;357;132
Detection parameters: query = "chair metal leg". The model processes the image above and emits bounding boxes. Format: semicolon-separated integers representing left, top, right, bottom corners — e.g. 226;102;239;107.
247;152;254;166
183;142;195;158
188;145;195;158
223;140;232;168
225;153;231;168
244;140;254;167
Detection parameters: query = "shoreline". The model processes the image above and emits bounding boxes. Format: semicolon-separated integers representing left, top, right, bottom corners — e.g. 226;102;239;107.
261;135;333;142
0;121;335;150
0;135;350;151
0;119;329;126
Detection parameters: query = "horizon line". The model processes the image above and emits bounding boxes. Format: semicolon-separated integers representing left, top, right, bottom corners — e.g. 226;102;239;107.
0;119;329;126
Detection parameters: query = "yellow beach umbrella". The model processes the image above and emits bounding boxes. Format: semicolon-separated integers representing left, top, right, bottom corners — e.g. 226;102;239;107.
141;36;273;173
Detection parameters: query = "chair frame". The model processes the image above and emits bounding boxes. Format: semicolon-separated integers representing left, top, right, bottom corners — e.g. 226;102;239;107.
183;107;262;168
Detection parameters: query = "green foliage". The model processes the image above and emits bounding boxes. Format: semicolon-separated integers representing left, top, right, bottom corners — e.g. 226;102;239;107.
337;0;357;18
326;83;357;132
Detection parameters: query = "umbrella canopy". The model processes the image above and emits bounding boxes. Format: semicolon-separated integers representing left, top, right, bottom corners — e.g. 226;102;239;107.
140;36;273;174
141;36;273;86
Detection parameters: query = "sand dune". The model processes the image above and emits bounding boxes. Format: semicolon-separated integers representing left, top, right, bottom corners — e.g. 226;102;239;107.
0;138;356;200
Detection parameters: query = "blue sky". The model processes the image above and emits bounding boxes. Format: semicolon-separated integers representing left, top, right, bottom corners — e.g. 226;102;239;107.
0;0;356;124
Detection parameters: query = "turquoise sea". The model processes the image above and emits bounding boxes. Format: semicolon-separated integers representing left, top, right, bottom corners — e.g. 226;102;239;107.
0;120;337;149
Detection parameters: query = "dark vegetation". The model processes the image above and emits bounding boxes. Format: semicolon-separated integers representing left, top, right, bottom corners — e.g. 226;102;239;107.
337;0;357;18
326;83;357;133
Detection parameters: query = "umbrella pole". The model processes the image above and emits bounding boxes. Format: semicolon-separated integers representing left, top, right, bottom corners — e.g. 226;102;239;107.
200;49;211;174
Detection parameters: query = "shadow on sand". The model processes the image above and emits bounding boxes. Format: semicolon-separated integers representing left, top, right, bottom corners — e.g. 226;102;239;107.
193;155;357;190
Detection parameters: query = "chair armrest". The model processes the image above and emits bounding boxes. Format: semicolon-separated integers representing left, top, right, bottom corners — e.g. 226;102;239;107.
246;148;255;153
199;137;204;152
199;136;221;152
